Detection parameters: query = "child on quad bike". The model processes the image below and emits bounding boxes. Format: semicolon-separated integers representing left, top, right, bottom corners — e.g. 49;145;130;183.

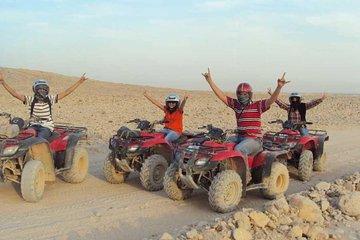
202;68;290;177
143;90;188;143
268;89;326;135
0;71;87;140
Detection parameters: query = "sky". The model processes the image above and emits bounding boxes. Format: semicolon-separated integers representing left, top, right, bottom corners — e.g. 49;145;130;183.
0;0;359;94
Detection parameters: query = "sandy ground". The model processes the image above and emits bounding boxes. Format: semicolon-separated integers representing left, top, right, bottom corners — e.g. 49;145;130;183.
0;68;360;240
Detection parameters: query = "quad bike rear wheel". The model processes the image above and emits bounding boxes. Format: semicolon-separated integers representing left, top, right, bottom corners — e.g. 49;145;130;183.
164;163;193;200
21;160;45;202
140;154;168;191
62;147;89;183
103;152;129;183
298;150;313;181
209;170;242;213
313;152;327;172
261;162;289;199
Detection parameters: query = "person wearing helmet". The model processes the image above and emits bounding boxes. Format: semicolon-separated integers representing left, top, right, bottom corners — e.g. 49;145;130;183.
143;90;188;143
268;89;326;135
202;68;289;180
0;71;87;140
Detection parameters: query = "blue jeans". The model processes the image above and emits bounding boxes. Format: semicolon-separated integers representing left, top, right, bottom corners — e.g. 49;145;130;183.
299;127;309;136
29;125;51;140
161;128;180;143
228;135;262;162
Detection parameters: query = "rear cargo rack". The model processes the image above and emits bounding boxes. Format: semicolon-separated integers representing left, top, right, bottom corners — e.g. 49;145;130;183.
54;123;87;133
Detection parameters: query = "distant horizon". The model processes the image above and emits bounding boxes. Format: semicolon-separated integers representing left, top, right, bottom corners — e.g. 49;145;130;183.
2;66;358;96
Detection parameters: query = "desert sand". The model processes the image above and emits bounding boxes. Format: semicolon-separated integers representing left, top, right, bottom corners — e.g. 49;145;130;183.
0;67;360;240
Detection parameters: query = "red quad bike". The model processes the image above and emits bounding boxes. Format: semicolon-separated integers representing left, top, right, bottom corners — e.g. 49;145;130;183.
103;118;200;191
263;119;329;181
0;113;89;202
164;124;291;213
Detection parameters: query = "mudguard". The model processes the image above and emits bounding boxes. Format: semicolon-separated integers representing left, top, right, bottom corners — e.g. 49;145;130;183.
296;136;315;153
210;150;244;162
142;137;169;148
258;150;287;179
7;137;48;159
63;132;86;169
25;140;56;182
314;134;328;160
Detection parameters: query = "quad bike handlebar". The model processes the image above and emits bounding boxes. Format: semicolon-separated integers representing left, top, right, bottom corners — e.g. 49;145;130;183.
0;112;27;131
126;118;168;132
268;119;312;130
197;124;239;142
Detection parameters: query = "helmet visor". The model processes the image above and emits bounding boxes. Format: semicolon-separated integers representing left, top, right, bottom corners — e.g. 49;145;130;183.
290;97;299;102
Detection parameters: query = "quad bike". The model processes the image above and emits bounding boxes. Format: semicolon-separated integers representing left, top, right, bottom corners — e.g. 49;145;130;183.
104;118;201;191
163;124;291;213
263;119;329;181
0;112;88;202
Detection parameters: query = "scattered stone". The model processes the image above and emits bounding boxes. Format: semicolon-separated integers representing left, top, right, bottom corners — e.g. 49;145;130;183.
248;211;270;228
307;225;328;240
186;229;198;239
321;199;330;212
315;182;331;191
289;194;324;223
201;229;223;240
159;232;174;240
169;172;360;240
338;192;360;216
288;225;303;238
233;212;251;230
232;228;252;240
344;182;354;191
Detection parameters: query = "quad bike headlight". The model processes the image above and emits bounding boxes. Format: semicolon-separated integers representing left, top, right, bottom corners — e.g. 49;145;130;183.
128;145;140;152
194;157;209;166
2;145;20;156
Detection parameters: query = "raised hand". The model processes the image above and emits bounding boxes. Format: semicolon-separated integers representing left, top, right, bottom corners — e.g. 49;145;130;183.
277;72;290;87
79;73;88;83
202;68;212;82
321;93;326;100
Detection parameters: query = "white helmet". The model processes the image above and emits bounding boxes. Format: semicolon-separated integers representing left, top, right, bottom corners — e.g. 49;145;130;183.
165;94;180;103
289;92;301;102
32;79;49;93
165;94;180;112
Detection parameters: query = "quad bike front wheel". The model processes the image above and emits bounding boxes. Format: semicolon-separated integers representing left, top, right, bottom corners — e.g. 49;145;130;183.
313;152;327;172
261;162;289;199
62;147;89;183
140;154;168;191
209;170;242;213
103;153;129;184
298;150;313;181
164;163;193;200
21;160;45;202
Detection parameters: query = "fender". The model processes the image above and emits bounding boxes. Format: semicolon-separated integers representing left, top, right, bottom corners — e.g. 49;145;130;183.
296;136;315;153
258;151;281;179
151;144;173;163
63;132;86;169
314;134;327;160
26;141;56;182
9;137;48;159
142;136;169;148
210;150;245;162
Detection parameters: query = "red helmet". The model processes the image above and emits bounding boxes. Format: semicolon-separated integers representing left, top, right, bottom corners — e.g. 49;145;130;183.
236;83;253;99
